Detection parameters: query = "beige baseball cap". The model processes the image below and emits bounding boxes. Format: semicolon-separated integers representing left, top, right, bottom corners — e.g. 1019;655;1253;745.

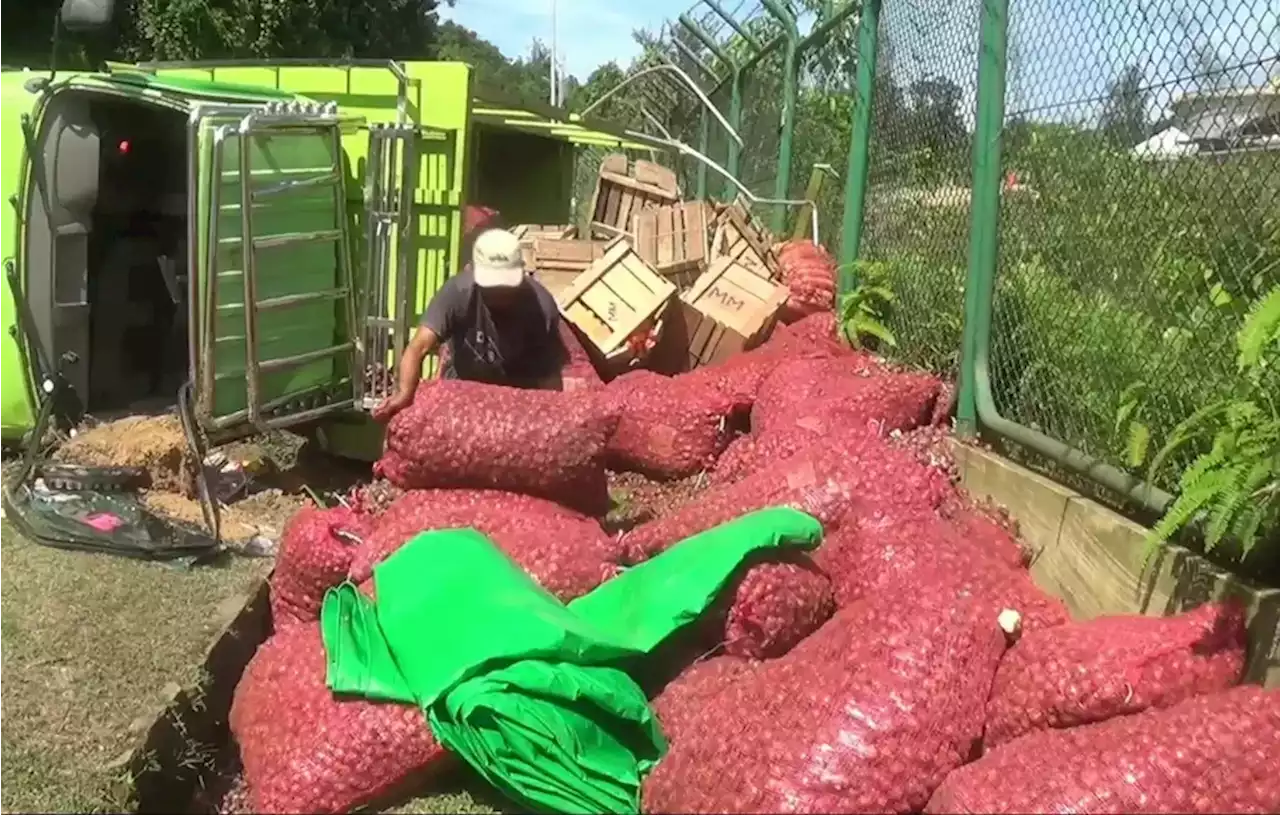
471;228;526;289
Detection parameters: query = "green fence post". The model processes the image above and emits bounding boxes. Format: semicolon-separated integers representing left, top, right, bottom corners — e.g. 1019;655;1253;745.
760;0;801;234
724;68;744;199
956;0;1007;436
837;0;881;293
696;108;710;198
960;0;1173;509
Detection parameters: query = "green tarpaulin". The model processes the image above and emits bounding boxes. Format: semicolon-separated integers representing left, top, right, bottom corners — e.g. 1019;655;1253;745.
320;506;823;814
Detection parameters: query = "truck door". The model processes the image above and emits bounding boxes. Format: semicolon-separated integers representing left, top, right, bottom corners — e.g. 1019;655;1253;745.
360;123;425;406
193;101;365;432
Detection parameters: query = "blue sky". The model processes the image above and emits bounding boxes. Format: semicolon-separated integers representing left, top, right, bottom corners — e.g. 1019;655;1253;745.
440;0;689;80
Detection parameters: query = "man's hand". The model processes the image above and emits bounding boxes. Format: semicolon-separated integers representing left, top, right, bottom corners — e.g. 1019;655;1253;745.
372;390;414;423
373;325;439;423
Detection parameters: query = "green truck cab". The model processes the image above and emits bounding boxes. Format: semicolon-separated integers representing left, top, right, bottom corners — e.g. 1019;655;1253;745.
1;1;665;461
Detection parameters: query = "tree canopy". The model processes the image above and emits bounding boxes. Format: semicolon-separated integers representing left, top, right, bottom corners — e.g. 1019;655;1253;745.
2;0;443;68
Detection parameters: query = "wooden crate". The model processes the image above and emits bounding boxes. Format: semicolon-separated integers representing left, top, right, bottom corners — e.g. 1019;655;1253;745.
673;302;755;369
557;238;677;357
678;256;789;367
589;153;680;240
710;202;778;282
632;201;712;288
511;223;576;243
525;238;610;300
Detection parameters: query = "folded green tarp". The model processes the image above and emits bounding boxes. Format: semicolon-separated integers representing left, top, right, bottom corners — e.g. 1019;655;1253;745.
320;506;823;814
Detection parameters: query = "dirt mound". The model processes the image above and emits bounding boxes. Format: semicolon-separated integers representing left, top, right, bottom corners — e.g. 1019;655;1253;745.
54;415;195;495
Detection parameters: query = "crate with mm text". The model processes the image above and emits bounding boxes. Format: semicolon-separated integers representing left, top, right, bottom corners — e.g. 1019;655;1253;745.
677;256;789;367
556;238;677;371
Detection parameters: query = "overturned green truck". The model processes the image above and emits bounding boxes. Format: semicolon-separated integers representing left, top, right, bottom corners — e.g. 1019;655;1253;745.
0;5;674;462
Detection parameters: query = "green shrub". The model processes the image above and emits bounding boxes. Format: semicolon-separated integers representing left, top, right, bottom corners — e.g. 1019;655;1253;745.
865;123;1279;531
1139;286;1280;564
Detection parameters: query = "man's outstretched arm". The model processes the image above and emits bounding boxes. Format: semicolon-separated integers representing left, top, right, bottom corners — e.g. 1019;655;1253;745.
372;325;439;422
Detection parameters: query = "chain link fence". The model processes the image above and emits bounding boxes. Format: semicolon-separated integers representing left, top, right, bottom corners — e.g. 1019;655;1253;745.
988;0;1279;495
569;1;860;247
860;0;981;378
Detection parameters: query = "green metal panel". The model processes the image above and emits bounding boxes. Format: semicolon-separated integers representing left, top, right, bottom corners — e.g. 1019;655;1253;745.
103;65;297;101
0;72;39;439
147;61;470;310
134;61;471;458
195;113;360;429
468;91;669;153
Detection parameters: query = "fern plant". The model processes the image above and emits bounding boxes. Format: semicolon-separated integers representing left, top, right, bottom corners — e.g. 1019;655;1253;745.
837;261;897;350
1143;286;1280;562
1114;380;1152;469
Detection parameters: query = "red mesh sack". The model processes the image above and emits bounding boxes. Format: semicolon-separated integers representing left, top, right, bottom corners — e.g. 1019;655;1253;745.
652;656;758;745
270;505;374;630
889;424;963;484
642;583;1009;814
815;507;1068;632
678;347;789;407
460;205;502;263
463;204;502;235
984;602;1246;748
931;381;958;426
939;497;1029;569
623;433;952;564
375;380;617;516
711;383;942;486
776;240;838;323
230;625;451;814
558;321;604;392
926;684;1280;814
603;370;744;480
348;489;622;602
712;434;756;484
767;310;844;350
673;310;851;406
752;357;938;438
711;407;852;486
715;555;834;658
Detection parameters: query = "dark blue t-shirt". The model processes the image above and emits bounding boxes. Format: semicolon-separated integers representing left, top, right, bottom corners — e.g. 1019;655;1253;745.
419;268;563;387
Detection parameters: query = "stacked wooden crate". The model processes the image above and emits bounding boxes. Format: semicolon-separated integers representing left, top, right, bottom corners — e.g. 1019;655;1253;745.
511;154;790;376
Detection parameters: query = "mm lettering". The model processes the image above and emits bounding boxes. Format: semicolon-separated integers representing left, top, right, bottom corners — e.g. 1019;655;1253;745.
708;285;746;312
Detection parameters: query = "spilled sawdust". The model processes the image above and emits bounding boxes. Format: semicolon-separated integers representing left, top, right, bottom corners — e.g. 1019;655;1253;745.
54;415;196;496
140;490;309;544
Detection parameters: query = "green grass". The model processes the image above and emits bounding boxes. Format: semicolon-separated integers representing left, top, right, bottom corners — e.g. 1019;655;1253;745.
0;523;271;813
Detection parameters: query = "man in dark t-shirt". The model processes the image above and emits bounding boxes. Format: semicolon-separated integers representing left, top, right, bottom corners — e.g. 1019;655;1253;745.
372;228;564;422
